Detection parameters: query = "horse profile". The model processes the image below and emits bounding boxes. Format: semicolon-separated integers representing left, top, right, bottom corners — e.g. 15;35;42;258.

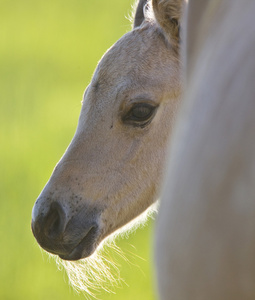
31;0;183;295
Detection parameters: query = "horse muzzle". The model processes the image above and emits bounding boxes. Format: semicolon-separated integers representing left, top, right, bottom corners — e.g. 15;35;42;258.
31;201;100;260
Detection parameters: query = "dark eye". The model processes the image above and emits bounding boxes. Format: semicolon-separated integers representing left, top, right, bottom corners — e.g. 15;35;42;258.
122;103;158;127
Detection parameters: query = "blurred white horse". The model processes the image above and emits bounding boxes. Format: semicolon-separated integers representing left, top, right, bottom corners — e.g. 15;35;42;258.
156;0;255;299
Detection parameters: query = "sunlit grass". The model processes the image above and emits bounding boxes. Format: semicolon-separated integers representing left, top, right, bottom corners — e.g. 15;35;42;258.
0;1;156;299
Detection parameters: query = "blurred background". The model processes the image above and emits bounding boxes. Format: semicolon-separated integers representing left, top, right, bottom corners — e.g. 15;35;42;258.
0;0;156;299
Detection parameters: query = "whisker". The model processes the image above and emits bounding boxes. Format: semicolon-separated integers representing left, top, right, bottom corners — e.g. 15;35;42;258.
48;203;157;298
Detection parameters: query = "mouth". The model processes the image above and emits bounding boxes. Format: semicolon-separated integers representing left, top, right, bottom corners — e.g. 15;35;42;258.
59;226;99;261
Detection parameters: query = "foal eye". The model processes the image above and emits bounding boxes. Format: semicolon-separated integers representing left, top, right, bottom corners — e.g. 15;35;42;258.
131;104;154;120
122;103;158;127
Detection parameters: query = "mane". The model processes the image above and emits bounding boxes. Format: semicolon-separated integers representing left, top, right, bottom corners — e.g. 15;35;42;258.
53;203;158;298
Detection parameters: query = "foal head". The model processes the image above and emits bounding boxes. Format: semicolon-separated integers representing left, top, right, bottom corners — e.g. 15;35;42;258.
32;0;182;262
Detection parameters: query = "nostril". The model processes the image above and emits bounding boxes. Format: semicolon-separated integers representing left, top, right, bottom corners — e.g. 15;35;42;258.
31;201;68;255
43;202;66;239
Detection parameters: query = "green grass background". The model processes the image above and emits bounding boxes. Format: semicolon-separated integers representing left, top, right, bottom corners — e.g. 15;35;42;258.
0;1;157;299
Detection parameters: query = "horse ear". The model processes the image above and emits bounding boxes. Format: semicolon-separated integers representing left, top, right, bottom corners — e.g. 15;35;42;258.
133;0;148;28
152;0;183;45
